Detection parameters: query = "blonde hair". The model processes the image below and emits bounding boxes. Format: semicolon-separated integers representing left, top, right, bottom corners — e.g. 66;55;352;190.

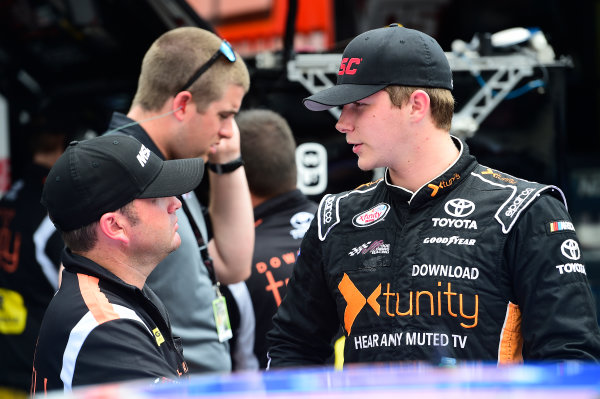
132;27;250;112
384;86;454;131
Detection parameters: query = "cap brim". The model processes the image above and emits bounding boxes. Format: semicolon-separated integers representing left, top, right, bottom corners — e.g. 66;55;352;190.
139;157;204;198
303;84;387;111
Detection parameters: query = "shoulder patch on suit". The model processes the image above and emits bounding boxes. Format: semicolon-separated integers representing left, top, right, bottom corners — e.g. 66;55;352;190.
546;220;576;235
472;166;567;234
317;194;339;241
317;180;383;241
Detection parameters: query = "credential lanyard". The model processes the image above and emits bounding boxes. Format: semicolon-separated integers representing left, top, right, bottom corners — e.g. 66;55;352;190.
179;196;233;342
179;196;219;291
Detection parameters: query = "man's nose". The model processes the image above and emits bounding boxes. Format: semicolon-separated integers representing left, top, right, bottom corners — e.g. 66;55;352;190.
219;118;234;138
335;107;352;134
170;196;182;213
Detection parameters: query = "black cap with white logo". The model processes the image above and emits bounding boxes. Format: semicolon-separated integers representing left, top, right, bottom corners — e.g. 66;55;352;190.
42;135;204;231
303;24;453;111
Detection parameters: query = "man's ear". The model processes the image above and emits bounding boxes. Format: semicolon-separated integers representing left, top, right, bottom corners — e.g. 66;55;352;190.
408;90;430;123
98;212;130;245
172;92;191;121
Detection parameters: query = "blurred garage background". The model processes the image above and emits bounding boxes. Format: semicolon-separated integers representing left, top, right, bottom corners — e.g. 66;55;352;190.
0;0;598;316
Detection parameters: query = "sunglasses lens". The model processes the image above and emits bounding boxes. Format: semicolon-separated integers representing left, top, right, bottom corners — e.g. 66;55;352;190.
178;40;237;93
220;41;236;62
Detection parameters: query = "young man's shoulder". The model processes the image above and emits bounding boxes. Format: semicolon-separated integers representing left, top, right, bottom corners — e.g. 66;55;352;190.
315;179;386;241
465;164;567;233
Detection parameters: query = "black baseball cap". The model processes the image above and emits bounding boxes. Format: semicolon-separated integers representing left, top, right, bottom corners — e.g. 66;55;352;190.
303;24;453;111
42;135;204;231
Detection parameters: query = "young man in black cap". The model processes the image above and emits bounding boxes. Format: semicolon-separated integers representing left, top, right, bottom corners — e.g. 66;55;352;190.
267;24;600;367
31;135;203;393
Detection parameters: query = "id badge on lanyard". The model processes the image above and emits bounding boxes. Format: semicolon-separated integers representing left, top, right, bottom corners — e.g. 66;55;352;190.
212;283;232;342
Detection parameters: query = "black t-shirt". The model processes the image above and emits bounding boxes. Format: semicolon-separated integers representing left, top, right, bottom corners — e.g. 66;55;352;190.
224;189;317;369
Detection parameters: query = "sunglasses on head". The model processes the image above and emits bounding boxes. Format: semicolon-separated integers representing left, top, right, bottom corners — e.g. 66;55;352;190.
178;40;236;93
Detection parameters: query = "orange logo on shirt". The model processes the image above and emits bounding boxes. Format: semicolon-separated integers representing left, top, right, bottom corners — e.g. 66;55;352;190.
338;273;381;334
427;173;460;197
338;273;478;335
481;168;516;184
256;251;297;306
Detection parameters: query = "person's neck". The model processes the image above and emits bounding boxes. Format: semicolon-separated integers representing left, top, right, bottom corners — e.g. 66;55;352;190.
79;247;151;290
387;132;459;192
127;105;173;160
251;187;296;208
251;191;281;208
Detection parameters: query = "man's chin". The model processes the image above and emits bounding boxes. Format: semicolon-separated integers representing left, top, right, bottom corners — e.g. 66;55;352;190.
169;236;182;253
357;160;375;172
208;145;219;155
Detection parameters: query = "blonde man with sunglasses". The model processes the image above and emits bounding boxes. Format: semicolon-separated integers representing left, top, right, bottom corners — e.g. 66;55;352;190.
105;27;254;373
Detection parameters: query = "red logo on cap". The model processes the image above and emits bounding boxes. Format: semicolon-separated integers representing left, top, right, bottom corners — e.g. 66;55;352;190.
338;57;362;75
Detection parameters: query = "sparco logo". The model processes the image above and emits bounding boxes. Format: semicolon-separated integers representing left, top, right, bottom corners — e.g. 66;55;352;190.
323;196;335;224
352;203;390;227
505;188;535;217
560;239;580;260
444;199;475;217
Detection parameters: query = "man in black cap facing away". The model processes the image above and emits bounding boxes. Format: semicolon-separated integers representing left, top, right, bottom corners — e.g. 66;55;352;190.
267;24;600;367
32;135;203;393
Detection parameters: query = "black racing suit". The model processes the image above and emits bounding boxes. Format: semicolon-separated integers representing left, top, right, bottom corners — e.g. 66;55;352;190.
267;138;600;366
32;249;188;394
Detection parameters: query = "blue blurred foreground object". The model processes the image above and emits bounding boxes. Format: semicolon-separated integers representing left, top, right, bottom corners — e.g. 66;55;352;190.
47;362;600;398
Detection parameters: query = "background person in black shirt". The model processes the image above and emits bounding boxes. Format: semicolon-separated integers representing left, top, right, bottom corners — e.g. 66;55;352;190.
223;109;318;370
